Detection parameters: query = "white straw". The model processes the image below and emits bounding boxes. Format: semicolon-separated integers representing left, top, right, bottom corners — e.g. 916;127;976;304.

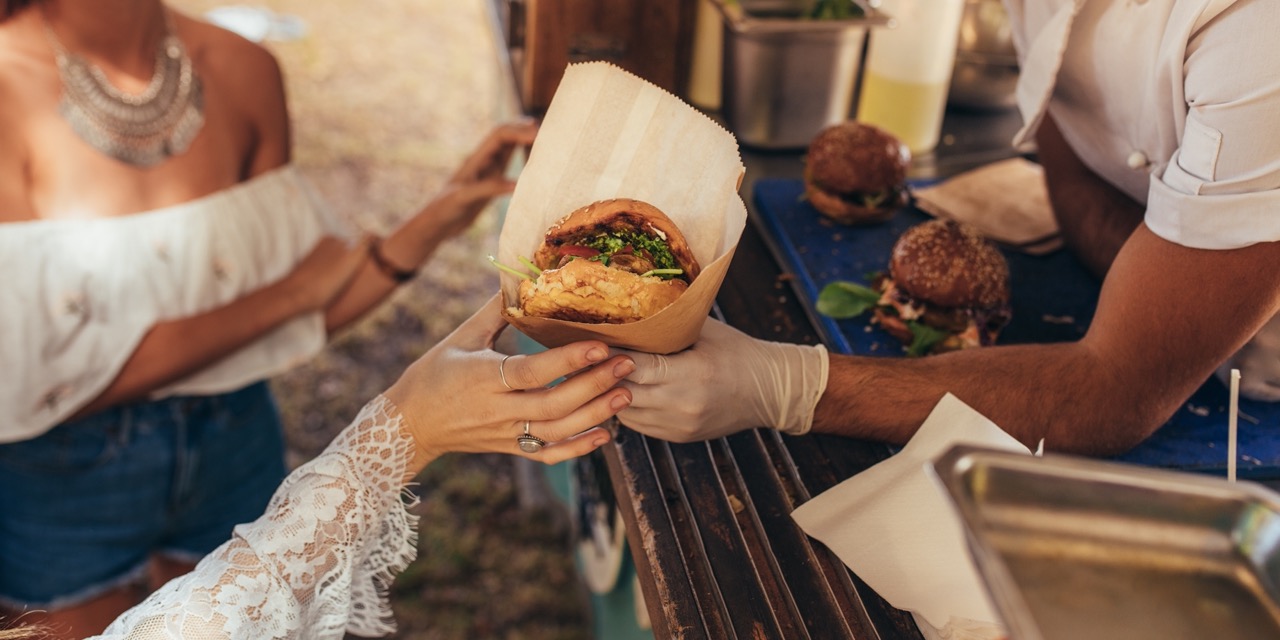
1228;368;1241;483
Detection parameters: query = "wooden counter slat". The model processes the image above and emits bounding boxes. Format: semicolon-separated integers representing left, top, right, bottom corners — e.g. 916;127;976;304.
605;427;720;640
671;439;793;638
645;437;737;639
725;430;857;639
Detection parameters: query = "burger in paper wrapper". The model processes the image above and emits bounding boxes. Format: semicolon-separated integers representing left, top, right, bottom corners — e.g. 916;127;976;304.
510;199;701;324
495;62;746;355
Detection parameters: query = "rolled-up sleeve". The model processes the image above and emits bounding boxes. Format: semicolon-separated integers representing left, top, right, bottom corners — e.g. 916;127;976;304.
1146;0;1280;250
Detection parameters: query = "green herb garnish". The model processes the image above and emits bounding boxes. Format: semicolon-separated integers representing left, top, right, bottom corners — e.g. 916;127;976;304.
488;255;534;281
640;268;684;279
517;256;542;276
581;231;680;271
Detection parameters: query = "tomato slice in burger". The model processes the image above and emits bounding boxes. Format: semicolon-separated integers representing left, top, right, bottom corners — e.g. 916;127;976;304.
558;244;601;259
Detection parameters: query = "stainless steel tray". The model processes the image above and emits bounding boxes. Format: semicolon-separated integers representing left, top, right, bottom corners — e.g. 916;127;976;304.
932;445;1280;640
712;0;890;149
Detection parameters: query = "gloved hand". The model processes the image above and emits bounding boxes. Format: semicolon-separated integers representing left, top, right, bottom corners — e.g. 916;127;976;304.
1218;312;1280;402
615;318;829;441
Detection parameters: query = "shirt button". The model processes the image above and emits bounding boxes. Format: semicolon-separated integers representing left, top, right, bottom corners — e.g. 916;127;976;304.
1127;150;1149;169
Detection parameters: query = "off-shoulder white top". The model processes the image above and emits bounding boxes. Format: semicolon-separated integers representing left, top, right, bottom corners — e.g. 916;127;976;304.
0;165;354;444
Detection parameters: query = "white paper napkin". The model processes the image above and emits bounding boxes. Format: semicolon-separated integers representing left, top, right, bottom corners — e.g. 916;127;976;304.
791;393;1031;635
913;157;1061;255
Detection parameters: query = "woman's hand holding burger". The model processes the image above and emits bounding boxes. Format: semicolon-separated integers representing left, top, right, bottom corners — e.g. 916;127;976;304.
384;295;635;476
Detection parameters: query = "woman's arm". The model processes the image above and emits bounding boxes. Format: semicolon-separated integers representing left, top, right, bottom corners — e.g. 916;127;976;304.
73;236;370;417
322;121;538;332
91;298;633;640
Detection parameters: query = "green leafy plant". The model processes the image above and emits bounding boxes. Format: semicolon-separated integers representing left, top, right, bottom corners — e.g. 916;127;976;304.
807;0;866;19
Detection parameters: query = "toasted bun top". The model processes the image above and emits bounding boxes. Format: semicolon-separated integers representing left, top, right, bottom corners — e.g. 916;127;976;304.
534;198;701;280
889;219;1009;309
805;121;911;196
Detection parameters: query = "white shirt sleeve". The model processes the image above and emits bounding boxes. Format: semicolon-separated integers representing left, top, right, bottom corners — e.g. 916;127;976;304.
1146;0;1280;250
89;395;419;640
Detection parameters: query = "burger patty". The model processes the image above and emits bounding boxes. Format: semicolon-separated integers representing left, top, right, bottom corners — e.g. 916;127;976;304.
833;184;908;210
875;274;1011;350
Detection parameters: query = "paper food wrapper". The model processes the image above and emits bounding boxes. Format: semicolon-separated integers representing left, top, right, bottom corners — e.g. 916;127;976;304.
913;158;1061;255
498;62;746;354
791;393;1032;636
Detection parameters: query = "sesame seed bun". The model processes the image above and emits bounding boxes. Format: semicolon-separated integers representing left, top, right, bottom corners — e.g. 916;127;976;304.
889;219;1010;310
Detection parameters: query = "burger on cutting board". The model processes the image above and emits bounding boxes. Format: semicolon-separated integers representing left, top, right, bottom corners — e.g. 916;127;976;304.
818;218;1012;356
804;121;912;225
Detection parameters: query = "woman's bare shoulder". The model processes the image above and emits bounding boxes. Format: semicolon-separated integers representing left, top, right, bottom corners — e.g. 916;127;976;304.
175;12;285;91
0;9;52;90
173;10;289;166
0;12;56;219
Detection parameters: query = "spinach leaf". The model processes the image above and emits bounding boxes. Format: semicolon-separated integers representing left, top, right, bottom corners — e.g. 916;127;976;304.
906;321;949;357
816;281;881;319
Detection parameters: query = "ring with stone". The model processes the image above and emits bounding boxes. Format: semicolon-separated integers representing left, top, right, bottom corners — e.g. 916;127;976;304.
499;354;515;390
517;420;546;453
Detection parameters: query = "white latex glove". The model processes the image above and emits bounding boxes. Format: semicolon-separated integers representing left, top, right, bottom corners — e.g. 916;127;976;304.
1217;312;1280;402
616;318;830;441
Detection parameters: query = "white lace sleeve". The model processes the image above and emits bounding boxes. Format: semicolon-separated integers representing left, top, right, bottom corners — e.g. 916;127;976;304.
91;395;419;640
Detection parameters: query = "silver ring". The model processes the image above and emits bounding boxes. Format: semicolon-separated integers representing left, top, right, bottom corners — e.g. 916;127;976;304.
499;354;515;390
517;420;545;453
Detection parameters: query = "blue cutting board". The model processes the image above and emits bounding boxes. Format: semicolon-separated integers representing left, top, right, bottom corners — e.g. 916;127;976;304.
754;178;1280;478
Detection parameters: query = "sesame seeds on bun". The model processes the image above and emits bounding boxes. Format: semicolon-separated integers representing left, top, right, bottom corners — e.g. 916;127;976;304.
889;219;1010;310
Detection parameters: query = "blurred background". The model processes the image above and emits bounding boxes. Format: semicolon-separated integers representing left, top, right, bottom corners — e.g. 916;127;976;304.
169;1;595;638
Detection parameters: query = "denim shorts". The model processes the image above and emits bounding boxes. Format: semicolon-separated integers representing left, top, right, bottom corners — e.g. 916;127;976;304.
0;381;287;609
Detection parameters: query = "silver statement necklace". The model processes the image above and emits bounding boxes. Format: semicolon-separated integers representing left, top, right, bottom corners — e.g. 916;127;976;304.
43;10;204;167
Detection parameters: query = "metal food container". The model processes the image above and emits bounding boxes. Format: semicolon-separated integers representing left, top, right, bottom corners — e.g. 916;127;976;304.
713;0;888;150
948;0;1019;110
932;445;1280;640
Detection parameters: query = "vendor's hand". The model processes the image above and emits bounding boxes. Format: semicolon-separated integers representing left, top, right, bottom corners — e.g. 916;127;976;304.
385;295;633;469
423;119;539;239
616;318;829;441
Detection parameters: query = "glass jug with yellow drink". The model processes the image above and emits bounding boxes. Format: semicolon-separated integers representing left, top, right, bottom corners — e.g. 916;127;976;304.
856;0;965;154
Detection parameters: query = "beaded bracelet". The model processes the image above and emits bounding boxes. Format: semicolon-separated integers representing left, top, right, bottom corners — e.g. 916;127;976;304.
368;237;419;283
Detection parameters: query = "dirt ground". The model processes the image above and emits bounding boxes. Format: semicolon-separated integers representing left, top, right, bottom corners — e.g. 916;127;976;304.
170;1;594;638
